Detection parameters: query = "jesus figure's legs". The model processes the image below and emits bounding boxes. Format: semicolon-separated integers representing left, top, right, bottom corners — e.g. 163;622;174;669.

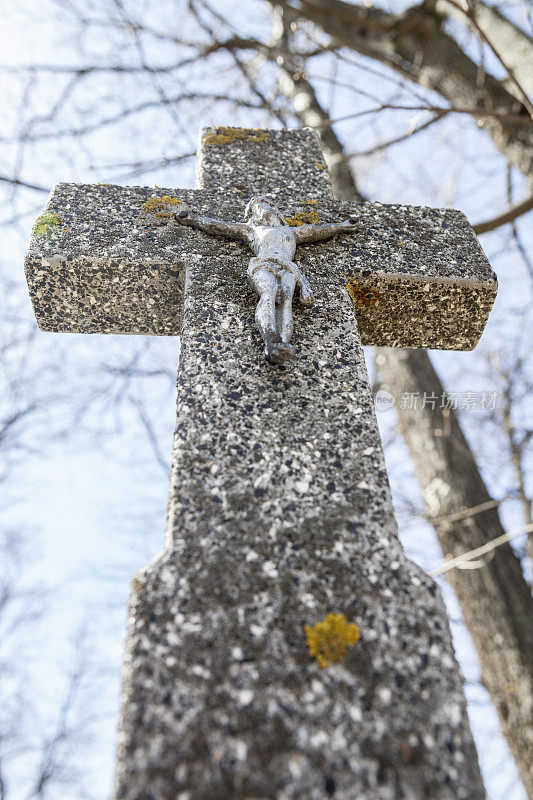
278;272;296;345
270;270;295;363
250;267;294;365
252;268;277;345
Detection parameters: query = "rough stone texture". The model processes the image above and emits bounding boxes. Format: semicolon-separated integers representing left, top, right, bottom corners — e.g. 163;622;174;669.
109;128;487;799
25;129;496;350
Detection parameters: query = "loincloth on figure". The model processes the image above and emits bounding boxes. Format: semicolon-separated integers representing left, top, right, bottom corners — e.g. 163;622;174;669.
247;256;302;282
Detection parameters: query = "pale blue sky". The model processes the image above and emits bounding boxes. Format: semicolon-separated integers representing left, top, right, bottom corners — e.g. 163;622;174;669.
1;1;531;798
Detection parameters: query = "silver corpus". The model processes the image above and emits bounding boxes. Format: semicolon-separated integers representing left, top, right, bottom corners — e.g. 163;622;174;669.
175;196;357;364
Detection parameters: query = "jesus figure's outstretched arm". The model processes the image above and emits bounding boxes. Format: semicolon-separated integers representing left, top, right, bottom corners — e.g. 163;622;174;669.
175;210;249;243
295;218;357;244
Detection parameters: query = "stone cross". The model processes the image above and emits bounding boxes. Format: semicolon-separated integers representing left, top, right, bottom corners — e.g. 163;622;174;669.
25;126;496;800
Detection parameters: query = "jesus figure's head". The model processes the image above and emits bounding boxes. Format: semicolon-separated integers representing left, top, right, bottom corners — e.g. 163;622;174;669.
244;196;287;227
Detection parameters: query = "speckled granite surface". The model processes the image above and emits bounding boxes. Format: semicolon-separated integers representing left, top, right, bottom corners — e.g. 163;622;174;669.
109;129;486;799
25;130;496;350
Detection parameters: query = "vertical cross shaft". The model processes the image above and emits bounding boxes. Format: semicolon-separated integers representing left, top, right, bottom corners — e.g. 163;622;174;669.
114;128;485;799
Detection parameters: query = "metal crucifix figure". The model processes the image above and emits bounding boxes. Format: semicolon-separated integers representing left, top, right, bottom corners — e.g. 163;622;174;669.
175;196;357;364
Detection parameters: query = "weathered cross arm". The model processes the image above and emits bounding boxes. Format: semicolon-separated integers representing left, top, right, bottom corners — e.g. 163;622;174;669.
24;127;496;800
25;130;496;350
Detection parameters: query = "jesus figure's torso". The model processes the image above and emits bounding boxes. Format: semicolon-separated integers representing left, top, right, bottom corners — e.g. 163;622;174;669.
250;225;297;262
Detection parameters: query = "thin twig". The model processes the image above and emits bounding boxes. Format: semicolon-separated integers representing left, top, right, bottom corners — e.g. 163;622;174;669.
330;113;445;159
429;522;533;576
312;104;530;128
427;497;504;525
0;176;49;193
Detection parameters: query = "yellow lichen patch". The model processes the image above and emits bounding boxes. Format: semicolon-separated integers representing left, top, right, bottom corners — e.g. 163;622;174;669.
285;199;319;226
346;279;382;308
315;162;325;171
33;212;63;240
286;211;317;226
285;210;320;226
305;612;360;668
143;195;183;218
202;127;270;146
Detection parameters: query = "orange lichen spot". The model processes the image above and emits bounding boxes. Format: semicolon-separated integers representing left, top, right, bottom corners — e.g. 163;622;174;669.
346;279;382;308
202;127;270;146
143;195;183;217
305;612;360;668
315;161;325;170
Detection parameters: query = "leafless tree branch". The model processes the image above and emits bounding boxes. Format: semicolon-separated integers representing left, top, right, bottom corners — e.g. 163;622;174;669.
474;191;533;232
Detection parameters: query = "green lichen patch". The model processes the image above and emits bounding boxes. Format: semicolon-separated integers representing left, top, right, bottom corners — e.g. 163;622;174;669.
32;212;64;241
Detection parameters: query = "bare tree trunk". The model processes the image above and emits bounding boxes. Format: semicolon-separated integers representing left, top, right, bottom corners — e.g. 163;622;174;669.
280;0;533;180
377;349;533;797
435;0;533;101
270;8;533;794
